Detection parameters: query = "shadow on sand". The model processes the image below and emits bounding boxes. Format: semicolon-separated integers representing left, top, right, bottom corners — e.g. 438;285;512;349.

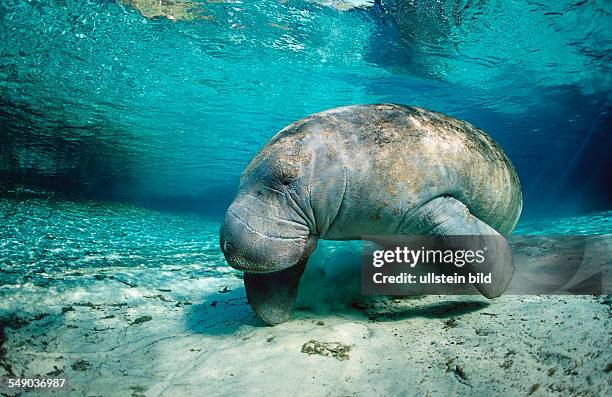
348;299;490;322
184;287;265;335
184;283;490;336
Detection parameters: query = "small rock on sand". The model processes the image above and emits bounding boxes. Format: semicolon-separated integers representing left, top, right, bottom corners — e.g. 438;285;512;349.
301;340;351;361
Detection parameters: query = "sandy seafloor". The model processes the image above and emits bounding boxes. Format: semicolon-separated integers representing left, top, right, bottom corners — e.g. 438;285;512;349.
0;196;610;396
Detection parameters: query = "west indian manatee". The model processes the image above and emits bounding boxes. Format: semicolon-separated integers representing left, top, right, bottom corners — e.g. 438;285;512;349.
220;104;522;324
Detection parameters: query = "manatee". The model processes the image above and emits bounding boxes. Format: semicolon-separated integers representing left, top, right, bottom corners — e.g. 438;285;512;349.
220;104;522;325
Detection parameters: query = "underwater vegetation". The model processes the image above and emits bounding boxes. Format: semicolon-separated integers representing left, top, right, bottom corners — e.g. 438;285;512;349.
120;0;213;21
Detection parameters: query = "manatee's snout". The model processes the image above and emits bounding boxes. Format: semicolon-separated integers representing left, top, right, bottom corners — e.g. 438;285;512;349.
220;211;259;270
220;196;316;273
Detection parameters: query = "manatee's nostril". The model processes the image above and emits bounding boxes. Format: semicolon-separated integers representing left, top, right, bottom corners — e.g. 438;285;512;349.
223;240;235;255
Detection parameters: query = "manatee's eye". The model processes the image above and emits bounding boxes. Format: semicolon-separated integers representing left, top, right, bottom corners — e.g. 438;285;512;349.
271;163;299;186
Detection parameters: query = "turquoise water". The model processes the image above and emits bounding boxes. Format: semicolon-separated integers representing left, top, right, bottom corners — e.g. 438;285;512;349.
1;0;610;288
0;0;611;286
1;0;610;216
0;194;609;289
0;195;228;287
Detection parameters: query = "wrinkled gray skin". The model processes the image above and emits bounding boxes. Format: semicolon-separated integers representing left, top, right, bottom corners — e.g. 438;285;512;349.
220;104;522;325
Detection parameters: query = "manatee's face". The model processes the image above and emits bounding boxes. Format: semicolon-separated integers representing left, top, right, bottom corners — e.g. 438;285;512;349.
220;144;316;273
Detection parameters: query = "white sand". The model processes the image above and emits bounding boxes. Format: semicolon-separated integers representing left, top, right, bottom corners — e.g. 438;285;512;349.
1;243;610;396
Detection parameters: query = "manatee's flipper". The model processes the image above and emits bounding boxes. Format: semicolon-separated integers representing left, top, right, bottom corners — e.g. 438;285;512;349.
412;196;514;298
244;259;307;325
